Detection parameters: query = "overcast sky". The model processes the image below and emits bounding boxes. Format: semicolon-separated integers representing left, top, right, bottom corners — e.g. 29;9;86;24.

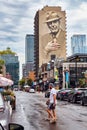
0;0;87;78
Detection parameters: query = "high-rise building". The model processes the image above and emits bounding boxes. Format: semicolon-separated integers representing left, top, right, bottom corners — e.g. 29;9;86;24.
34;6;67;77
23;34;34;78
25;34;34;63
22;62;34;78
0;54;19;85
71;34;87;55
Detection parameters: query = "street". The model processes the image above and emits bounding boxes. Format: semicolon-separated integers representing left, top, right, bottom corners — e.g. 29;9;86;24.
11;91;87;130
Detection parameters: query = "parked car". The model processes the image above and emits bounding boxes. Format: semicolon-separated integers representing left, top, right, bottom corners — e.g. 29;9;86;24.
0;93;11;130
68;88;87;103
0;123;24;130
29;88;35;93
13;85;19;91
24;85;30;92
45;89;50;98
58;89;72;101
56;88;71;100
13;87;18;91
80;90;87;106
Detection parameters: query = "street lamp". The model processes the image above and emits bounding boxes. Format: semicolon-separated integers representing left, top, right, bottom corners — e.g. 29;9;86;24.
75;56;80;87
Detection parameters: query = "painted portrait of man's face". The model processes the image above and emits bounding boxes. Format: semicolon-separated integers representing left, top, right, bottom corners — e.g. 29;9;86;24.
47;19;60;34
45;11;61;36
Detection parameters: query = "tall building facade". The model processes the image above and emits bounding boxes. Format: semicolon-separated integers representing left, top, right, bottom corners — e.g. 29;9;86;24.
71;34;87;55
22;62;34;78
0;54;19;85
34;6;67;77
22;34;34;78
25;34;34;63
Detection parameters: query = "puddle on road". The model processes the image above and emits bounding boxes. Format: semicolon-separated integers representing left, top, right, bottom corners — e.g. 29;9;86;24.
76;119;83;122
80;113;87;116
26;102;61;130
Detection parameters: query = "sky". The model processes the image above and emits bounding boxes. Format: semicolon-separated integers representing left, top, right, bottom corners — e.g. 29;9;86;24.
0;0;87;78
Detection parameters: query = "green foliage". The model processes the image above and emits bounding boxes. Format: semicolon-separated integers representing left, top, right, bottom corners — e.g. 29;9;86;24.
0;60;5;74
19;78;33;89
27;78;33;86
0;59;5;65
0;47;16;55
19;78;25;86
79;78;85;87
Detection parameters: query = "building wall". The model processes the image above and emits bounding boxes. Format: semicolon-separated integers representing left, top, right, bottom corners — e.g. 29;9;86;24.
6;63;19;85
25;34;34;63
71;34;87;54
0;54;19;85
22;62;34;78
34;11;40;77
39;6;67;66
34;6;67;77
63;62;87;88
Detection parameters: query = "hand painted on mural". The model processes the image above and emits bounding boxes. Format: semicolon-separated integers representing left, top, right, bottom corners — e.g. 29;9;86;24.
44;38;60;55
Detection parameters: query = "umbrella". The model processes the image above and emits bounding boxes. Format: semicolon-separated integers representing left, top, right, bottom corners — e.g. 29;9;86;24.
0;74;14;87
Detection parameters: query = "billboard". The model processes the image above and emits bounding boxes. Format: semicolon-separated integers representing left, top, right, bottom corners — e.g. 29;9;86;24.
39;6;66;66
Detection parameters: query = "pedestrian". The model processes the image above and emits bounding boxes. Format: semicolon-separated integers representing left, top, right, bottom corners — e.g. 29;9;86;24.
46;83;57;123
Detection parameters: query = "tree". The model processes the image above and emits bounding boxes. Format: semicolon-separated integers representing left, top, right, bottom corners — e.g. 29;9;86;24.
0;59;5;65
27;78;33;86
0;59;5;74
19;78;25;87
0;47;16;55
79;78;85;88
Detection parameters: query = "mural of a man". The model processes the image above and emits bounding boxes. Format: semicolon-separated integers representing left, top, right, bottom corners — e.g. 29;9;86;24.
42;11;65;59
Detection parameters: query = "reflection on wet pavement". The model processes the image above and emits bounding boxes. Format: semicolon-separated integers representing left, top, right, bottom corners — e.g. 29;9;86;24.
12;91;87;130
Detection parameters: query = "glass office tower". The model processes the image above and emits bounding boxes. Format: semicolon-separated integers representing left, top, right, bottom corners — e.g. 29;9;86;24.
0;54;19;85
25;34;34;63
71;34;87;54
23;34;34;78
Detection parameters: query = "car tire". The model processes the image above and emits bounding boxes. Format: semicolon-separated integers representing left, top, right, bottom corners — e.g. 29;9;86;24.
60;95;63;100
72;96;76;103
80;99;84;106
68;98;70;102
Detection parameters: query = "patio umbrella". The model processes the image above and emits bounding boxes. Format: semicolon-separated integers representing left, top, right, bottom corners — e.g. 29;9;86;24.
0;74;14;87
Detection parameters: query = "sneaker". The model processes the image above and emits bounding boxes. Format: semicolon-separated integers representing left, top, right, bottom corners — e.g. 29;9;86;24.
45;117;50;121
50;118;56;123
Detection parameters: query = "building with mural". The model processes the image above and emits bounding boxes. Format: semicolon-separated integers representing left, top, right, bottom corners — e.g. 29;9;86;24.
34;6;67;77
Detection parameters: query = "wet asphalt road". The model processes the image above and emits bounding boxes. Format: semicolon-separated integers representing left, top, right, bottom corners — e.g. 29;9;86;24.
11;91;87;130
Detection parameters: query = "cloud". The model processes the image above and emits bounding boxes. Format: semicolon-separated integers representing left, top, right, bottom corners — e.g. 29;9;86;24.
0;0;87;78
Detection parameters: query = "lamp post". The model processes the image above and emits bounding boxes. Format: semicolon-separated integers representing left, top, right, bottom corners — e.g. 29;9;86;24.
51;60;54;79
75;60;77;87
75;56;79;87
